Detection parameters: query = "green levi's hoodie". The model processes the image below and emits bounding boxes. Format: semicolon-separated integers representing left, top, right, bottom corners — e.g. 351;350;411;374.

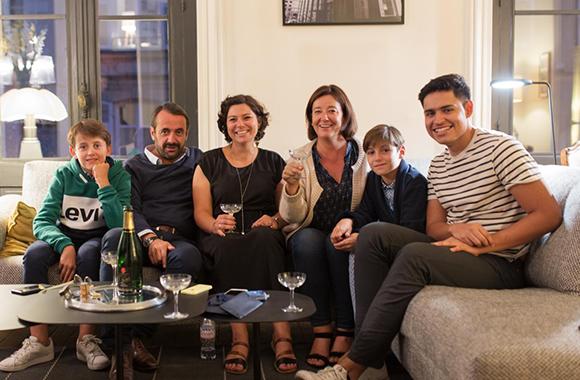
33;156;131;254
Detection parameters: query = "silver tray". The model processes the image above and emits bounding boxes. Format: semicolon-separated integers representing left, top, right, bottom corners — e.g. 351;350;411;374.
64;285;167;312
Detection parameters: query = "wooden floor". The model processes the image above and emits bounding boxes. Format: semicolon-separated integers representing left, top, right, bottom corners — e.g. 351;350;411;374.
0;320;412;379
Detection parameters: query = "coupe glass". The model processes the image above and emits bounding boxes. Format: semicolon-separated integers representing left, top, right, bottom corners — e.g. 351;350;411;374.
277;271;306;312
220;203;242;234
288;149;309;179
160;273;192;319
101;250;119;301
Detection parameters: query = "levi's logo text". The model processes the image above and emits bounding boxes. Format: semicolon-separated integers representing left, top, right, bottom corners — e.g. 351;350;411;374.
60;195;105;230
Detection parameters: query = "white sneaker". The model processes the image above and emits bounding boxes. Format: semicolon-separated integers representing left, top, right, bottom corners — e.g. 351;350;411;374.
0;336;54;372
295;364;348;380
76;334;110;370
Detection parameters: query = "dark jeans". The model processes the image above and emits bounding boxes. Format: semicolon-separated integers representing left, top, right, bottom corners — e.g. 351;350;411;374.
349;222;525;368
99;227;203;345
23;238;101;283
289;227;354;329
99;227;203;281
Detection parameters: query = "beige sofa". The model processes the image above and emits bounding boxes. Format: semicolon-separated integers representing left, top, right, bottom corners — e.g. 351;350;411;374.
0;160;160;284
392;165;580;379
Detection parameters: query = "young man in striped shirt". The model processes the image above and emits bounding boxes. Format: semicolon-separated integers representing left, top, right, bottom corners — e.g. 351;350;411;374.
295;73;562;380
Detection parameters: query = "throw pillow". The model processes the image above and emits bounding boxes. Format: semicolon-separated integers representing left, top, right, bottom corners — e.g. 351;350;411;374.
0;201;36;257
525;167;580;295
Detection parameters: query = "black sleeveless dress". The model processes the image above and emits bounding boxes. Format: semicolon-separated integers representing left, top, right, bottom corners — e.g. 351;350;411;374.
197;148;287;292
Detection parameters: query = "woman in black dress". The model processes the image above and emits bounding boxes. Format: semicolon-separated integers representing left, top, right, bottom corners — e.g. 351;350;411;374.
192;95;296;374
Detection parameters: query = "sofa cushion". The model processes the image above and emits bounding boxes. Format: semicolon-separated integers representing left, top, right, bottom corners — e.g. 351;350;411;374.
525;165;580;295
0;194;21;250
392;286;580;380
21;160;68;210
0;201;36;257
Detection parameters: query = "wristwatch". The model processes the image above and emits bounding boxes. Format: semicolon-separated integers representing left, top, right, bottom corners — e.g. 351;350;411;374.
143;235;159;248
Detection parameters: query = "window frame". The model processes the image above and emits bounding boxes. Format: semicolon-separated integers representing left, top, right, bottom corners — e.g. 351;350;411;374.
492;0;580;164
0;0;198;159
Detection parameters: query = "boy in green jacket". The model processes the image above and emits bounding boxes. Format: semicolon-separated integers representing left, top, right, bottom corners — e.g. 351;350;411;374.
0;119;131;373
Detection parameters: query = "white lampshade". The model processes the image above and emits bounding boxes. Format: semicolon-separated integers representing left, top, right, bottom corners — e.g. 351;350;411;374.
0;56;12;86
29;55;56;86
0;87;68;159
0;87;67;122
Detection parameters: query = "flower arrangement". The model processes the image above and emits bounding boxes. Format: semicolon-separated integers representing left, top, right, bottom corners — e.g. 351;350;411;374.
2;21;48;87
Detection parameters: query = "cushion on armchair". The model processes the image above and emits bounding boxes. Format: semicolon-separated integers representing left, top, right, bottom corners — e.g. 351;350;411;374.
0;194;22;250
0;201;36;257
525;165;580;295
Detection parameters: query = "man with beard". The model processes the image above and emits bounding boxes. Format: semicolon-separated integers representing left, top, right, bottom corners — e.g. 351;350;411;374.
101;102;203;379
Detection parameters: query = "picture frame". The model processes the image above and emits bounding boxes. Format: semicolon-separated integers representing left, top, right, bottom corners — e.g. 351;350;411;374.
538;51;551;99
283;0;404;26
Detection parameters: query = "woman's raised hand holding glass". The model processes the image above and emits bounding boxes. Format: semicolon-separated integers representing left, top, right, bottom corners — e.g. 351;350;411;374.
288;149;308;179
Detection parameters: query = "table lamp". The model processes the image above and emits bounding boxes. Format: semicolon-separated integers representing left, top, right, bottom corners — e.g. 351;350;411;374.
0;87;68;158
490;78;557;164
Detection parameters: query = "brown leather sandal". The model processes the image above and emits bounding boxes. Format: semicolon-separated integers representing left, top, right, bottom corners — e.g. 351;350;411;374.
271;337;298;374
224;341;249;375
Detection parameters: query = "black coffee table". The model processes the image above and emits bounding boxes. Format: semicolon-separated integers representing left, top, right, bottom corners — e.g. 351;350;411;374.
17;284;208;380
206;290;315;380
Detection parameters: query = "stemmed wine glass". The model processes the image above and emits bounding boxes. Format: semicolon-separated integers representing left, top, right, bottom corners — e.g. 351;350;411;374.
101;250;119;302
277;272;306;313
220;203;242;234
160;273;192;319
288;149;309;179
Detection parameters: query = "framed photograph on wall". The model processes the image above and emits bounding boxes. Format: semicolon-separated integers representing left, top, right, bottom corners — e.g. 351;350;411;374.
283;0;404;25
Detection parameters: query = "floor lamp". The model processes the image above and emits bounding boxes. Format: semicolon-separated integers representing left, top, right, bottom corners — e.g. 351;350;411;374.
490;78;557;164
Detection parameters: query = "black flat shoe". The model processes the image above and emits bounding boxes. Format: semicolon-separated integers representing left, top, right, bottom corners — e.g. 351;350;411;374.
306;332;332;369
329;330;354;365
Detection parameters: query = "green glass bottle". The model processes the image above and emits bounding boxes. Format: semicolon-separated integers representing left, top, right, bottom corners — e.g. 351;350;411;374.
117;205;143;296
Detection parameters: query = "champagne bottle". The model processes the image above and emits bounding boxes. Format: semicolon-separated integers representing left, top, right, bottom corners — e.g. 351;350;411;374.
117;205;143;296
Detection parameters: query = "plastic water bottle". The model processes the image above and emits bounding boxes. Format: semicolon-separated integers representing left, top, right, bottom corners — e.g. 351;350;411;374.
200;318;216;360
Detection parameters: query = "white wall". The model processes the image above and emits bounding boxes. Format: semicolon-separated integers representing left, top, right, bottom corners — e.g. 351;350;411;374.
198;0;483;163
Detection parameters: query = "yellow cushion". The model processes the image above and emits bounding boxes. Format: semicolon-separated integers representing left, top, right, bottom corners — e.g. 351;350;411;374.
0;201;36;257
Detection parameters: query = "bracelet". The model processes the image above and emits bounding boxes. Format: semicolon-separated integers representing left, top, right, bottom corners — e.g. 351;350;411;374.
272;215;281;228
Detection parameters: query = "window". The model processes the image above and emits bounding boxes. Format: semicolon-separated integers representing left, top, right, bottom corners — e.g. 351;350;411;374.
492;0;580;164
0;0;68;158
0;0;197;159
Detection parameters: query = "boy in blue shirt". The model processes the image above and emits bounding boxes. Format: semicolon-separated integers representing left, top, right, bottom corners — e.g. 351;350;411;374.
325;124;427;365
331;124;428;249
0;119;131;373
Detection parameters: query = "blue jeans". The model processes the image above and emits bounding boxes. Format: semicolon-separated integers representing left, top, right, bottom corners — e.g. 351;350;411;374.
289;228;354;329
23;238;101;283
